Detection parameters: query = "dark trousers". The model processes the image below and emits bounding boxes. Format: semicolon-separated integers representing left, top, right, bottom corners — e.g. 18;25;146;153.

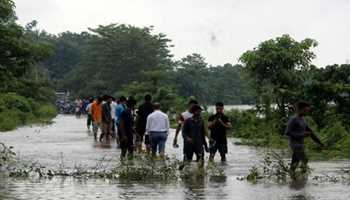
149;131;167;155
87;114;92;128
290;143;308;172
209;140;227;161
118;126;134;158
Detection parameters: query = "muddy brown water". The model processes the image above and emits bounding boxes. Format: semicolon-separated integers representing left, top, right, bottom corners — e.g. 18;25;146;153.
0;115;349;200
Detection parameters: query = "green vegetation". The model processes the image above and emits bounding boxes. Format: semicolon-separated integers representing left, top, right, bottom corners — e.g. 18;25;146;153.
245;151;311;183
30;23;254;105
228;35;350;159
0;0;57;131
1;142;224;182
2;0;350;162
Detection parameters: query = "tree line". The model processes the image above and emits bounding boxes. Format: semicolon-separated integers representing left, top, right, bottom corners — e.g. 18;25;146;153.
2;0;350;139
29;24;255;107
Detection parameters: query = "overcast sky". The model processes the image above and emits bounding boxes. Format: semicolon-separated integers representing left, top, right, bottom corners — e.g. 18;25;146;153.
14;0;350;66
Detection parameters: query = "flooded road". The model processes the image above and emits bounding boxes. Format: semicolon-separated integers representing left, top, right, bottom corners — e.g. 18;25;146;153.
0;115;349;200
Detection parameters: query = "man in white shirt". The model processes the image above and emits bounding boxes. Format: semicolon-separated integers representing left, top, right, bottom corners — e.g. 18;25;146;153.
85;98;94;131
110;97;118;139
146;103;170;159
173;100;198;147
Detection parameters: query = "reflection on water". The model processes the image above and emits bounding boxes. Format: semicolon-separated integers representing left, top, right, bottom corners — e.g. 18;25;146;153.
289;178;308;190
2;176;349;200
182;168;207;200
0;115;350;200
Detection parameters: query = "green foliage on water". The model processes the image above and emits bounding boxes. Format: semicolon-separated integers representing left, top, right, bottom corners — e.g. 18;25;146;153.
227;108;350;159
1;143;226;183
226;110;287;148
246;151;311;184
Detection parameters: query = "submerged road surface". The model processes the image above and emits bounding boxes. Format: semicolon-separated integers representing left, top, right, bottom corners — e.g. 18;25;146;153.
0;115;349;200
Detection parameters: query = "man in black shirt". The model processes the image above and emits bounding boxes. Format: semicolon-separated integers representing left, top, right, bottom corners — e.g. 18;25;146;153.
208;102;232;162
136;94;154;153
182;105;209;167
119;99;137;160
101;95;113;143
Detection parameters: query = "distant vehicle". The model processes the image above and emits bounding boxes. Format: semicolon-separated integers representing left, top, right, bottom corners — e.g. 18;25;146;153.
55;91;75;114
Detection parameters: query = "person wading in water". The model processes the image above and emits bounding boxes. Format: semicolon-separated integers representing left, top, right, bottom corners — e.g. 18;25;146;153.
146;103;170;160
91;96;103;141
85;98;94;131
173;100;198;148
115;96;127;147
136;94;154;153
181;105;209;168
208;102;232;162
119;99;137;160
285;102;325;179
100;95;113;143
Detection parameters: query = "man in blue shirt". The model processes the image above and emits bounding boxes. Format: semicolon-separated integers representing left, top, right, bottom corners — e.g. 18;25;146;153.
115;96;127;147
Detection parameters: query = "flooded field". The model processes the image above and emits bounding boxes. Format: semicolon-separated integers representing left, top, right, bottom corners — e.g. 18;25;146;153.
0;115;349;200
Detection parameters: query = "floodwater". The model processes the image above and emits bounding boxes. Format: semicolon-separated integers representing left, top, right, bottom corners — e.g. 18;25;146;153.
0;115;350;200
206;105;255;113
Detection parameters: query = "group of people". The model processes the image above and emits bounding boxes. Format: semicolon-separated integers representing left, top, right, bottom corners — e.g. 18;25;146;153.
83;94;324;176
83;95;232;164
74;98;91;117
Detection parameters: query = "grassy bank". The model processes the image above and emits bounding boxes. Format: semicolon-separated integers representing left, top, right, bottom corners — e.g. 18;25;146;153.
225;109;350;160
0;93;57;132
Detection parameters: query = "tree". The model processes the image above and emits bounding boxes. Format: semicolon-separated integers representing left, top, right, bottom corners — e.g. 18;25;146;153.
171;53;209;103
240;34;318;119
61;24;173;96
170;54;254;105
0;0;56;131
41;31;90;80
121;69;183;112
303;64;350;126
0;0;52;96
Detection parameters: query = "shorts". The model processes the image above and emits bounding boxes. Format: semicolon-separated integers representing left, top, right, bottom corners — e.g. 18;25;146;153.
209;140;227;155
183;142;204;161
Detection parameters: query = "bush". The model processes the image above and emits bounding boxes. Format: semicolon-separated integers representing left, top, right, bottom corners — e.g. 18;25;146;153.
0;93;32;113
336;135;350;158
0;109;22;131
225;110;287;147
37;104;57;119
0;93;57;131
228;108;350;159
320;121;348;148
